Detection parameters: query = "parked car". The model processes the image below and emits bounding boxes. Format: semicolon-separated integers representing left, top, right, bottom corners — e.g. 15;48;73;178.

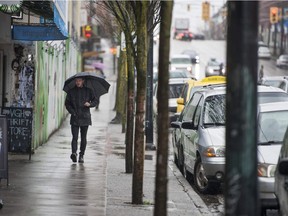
205;58;225;77
170;54;194;78
176;76;226;113
175;31;193;41
181;50;200;64
171;85;226;194
275;126;288;216
153;70;188;84
193;33;205;40
258;46;271;59
276;54;288;68
262;76;288;93
257;102;288;213
171;85;288;195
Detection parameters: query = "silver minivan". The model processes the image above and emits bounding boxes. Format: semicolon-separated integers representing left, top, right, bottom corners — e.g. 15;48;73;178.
171;85;288;202
257;102;288;213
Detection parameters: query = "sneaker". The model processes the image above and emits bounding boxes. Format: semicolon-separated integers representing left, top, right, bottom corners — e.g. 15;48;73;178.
70;153;77;162
78;155;84;163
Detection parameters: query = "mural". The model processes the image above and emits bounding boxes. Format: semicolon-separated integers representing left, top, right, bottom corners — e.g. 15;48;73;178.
2;40;80;151
33;39;80;150
11;43;35;108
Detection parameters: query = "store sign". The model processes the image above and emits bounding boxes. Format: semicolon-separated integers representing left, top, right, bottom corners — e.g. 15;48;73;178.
1;107;33;153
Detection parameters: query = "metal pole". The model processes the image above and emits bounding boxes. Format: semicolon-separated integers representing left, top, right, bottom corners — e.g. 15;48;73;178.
145;12;155;150
225;2;259;216
274;23;277;56
280;4;285;55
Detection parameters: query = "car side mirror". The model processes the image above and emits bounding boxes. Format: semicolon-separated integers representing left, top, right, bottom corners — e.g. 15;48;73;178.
177;98;184;105
171;121;181;128
181;121;195;130
278;159;288;175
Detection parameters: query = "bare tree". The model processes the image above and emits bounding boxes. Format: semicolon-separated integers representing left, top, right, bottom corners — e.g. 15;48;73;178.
132;1;148;204
154;1;173;216
92;0;161;205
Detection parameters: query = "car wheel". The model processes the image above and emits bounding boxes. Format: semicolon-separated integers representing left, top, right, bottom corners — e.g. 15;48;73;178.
194;157;211;194
178;146;184;173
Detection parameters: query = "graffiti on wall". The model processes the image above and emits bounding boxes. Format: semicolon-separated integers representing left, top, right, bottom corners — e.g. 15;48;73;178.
11;43;35;108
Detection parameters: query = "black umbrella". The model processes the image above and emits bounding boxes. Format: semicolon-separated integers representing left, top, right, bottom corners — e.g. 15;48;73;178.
63;72;110;97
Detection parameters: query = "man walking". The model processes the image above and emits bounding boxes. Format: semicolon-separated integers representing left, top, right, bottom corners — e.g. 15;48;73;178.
65;77;98;163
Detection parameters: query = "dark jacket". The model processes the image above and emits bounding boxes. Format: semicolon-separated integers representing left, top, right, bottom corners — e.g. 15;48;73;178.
65;86;98;126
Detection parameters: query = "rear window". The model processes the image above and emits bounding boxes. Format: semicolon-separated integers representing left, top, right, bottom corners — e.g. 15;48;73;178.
169;84;185;98
171;58;191;64
208;61;221;66
258;92;288;103
258;46;270;52
280;55;288;60
170;71;187;79
259;110;288;143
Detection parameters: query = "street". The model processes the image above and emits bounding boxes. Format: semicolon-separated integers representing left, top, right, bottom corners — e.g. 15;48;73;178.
155;38;288;216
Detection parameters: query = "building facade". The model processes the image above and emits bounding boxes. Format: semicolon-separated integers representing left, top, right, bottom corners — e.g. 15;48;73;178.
0;1;82;153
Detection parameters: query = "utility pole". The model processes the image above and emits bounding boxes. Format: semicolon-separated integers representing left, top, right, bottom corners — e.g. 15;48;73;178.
280;3;285;55
274;23;278;56
225;1;259;216
145;11;155;150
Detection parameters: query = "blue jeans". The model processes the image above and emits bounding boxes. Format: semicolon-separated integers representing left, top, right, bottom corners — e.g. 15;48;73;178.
71;125;89;155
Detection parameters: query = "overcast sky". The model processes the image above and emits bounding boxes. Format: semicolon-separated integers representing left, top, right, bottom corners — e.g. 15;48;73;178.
172;0;226;33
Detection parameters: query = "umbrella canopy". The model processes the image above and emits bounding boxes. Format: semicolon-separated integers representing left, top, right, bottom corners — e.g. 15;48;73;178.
63;72;110;98
92;62;105;70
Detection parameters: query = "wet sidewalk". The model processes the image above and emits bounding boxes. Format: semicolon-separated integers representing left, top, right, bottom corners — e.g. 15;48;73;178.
0;39;212;216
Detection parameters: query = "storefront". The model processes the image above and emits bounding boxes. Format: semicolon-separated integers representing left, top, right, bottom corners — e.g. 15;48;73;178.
0;1;81;153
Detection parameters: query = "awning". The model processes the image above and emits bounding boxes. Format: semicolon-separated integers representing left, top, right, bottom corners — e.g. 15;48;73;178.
12;24;67;41
12;0;68;41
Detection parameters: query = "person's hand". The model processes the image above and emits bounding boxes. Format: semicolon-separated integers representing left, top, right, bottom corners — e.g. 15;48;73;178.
84;102;90;107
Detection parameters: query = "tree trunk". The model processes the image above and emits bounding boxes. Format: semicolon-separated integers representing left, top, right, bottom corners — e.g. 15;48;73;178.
117;50;127;127
153;2;173;216
125;30;135;174
132;1;148;205
111;48;123;123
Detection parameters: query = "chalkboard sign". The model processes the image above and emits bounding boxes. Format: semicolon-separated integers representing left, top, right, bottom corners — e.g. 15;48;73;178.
1;107;33;153
0;116;8;180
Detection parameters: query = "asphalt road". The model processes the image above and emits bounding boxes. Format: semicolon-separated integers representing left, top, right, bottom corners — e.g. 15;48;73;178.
154;39;288;80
